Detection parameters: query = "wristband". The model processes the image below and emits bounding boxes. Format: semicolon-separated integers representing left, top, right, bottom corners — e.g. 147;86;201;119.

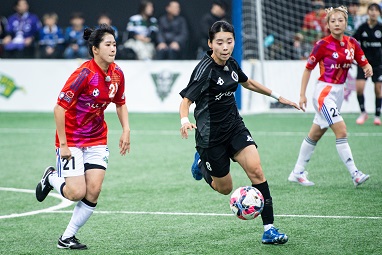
181;117;190;126
270;91;281;100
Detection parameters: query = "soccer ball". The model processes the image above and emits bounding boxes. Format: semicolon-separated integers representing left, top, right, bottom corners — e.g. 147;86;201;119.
229;186;264;220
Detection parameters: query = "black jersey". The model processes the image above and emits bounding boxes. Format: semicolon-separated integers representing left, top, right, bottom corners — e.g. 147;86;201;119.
353;22;382;67
179;51;248;148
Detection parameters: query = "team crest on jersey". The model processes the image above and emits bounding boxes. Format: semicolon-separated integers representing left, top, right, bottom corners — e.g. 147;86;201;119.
308;56;316;65
375;30;382;38
93;88;100;97
231;71;238;82
332;52;339;59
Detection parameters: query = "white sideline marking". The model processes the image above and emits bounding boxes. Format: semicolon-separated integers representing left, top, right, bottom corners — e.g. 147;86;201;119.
0;128;381;137
0;187;74;219
1;189;381;221
48;210;382;220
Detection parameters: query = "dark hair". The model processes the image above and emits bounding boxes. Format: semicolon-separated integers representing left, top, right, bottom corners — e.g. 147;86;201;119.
368;3;381;13
212;0;227;11
208;20;235;42
83;24;115;58
70;12;84;20
138;0;152;14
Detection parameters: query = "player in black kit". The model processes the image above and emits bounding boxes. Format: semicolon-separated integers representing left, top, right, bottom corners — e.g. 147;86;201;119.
179;21;300;245
353;3;382;125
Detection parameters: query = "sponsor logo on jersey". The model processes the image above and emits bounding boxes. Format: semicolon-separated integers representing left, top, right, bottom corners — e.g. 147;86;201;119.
85;102;108;109
151;70;179;101
330;63;351;69
59;91;72;103
215;91;234;100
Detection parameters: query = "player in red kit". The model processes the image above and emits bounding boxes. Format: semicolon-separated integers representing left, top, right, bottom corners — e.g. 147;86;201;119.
288;6;373;187
35;24;130;249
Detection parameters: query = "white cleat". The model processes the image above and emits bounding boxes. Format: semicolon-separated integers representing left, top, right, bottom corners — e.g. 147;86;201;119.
288;171;315;186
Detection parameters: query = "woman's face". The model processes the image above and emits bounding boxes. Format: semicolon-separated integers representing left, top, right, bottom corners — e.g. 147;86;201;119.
327;11;347;37
94;33;116;65
368;7;381;22
208;31;235;65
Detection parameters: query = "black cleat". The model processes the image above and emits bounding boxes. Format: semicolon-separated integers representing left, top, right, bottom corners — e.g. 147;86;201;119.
35;166;55;202
57;236;87;250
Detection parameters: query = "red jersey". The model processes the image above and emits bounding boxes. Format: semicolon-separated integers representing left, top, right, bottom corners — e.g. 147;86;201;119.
56;59;125;147
306;35;368;84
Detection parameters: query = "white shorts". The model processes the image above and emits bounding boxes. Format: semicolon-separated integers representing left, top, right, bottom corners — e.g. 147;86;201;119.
312;81;344;129
56;145;109;178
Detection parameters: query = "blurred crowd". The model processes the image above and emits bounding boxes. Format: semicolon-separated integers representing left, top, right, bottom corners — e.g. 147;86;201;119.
0;0;228;60
292;0;382;60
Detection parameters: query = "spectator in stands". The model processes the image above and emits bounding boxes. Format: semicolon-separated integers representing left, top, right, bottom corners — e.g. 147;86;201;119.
301;0;328;50
38;12;65;59
97;13;118;41
156;0;189;60
346;0;364;36
197;0;227;59
2;0;41;58
0;16;8;57
121;0;158;60
63;12;88;59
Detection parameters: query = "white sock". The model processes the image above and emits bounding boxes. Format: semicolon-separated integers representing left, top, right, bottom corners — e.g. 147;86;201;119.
264;224;274;232
48;172;65;197
293;137;317;174
336;138;358;176
62;199;96;240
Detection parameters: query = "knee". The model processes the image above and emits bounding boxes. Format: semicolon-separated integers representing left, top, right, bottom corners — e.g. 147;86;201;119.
65;189;86;201
216;184;233;195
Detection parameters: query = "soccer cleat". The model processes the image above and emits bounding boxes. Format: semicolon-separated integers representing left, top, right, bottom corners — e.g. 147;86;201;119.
356;112;368;125
352;170;370;187
262;227;288;244
35;166;55;202
373;116;381;126
288;171;315;186
57;236;87;250
191;152;203;180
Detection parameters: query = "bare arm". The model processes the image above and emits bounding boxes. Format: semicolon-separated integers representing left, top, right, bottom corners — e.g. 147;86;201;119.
241;78;300;110
116;104;130;155
54;104;71;160
299;68;312;112
362;63;373;78
179;97;197;139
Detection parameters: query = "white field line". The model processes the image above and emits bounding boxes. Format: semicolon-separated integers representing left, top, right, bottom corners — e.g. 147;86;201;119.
0;187;381;220
0;128;381;137
0;187;74;219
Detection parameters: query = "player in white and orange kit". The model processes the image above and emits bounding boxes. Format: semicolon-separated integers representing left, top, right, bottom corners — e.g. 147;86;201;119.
35;24;130;249
288;6;373;187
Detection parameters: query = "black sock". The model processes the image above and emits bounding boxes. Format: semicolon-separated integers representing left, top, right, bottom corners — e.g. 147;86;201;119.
376;98;381;117
253;181;274;225
357;94;365;112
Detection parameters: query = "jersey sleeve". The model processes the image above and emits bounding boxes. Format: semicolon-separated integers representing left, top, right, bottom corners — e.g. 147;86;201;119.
179;67;209;102
232;59;248;82
112;67;126;105
305;40;325;70
352;37;369;67
57;67;90;109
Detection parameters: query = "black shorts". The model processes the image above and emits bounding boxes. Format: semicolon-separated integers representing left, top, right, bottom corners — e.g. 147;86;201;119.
197;128;257;178
357;65;382;83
